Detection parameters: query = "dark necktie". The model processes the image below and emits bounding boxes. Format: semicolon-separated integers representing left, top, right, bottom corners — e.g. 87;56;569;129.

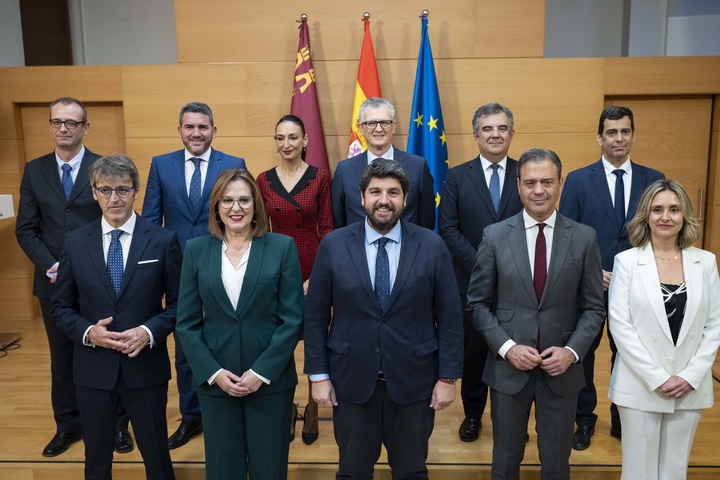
374;237;391;311
189;157;203;213
107;229;124;298
613;169;626;228
489;163;501;215
533;223;547;303
61;163;73;201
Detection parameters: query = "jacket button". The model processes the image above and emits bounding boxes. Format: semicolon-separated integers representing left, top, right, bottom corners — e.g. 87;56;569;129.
374;347;380;353
650;335;656;342
530;338;536;345
666;357;673;364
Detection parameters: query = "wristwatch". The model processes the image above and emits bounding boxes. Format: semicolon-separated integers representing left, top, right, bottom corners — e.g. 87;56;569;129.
440;378;458;384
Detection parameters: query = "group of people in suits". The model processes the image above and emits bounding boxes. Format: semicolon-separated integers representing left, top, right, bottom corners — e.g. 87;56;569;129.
14;94;720;480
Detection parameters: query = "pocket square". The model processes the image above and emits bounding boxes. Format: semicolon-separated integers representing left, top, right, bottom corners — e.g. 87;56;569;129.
137;259;159;265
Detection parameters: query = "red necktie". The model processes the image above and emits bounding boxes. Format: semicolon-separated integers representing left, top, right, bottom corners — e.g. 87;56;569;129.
533;223;547;303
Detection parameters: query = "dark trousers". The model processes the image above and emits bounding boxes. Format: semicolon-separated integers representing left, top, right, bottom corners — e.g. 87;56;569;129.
40;298;128;433
334;379;435;480
77;372;174;480
490;369;577;480
460;295;489;420
173;331;201;421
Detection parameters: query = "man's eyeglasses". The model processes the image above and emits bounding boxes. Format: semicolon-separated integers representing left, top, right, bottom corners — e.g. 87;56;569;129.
359;120;395;130
94;186;134;198
49;119;86;130
220;197;254;209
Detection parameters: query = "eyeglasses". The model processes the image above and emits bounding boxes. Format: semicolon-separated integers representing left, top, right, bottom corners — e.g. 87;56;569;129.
220;196;254;209
94;186;134;198
359;120;395;130
49;119;86;130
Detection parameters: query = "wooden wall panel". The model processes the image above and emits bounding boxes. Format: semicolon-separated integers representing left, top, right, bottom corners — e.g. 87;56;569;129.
605;57;720;95
174;0;543;64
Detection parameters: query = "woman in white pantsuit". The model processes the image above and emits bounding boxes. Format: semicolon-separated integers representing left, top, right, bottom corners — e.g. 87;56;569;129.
608;179;720;480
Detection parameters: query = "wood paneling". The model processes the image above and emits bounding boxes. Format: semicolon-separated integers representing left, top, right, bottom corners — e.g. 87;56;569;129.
174;0;544;64
605;57;720;95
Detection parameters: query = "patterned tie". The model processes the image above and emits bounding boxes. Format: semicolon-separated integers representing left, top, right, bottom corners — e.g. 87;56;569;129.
61;163;73;201
374;237;391;311
107;229;124;298
613;169;626;229
489;163;501;215
533;223;547;303
189;157;203;213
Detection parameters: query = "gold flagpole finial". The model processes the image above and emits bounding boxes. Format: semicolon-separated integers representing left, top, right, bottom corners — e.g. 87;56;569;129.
363;12;370;20
420;10;429;18
300;13;308;21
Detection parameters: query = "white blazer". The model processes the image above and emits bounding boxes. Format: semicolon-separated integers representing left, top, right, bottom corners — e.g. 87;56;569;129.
608;245;720;413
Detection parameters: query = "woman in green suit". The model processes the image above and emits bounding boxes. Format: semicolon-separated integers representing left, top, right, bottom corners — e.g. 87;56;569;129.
176;168;304;480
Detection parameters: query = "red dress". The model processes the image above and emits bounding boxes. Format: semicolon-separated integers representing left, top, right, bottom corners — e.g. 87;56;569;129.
257;166;333;281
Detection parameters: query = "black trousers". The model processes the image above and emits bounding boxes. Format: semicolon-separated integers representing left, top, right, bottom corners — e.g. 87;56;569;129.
459;295;489;420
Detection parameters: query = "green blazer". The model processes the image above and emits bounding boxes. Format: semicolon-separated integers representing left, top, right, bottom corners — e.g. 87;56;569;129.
176;233;304;396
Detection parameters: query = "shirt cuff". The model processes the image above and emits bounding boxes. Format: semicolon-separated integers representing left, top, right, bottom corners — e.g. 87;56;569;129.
139;325;155;348
498;339;516;359
208;369;223;385
250;369;271;385
564;346;579;363
83;326;95;347
309;373;330;382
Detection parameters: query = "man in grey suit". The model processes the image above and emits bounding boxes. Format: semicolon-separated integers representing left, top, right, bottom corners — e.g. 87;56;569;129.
331;97;435;229
467;148;605;480
305;159;463;479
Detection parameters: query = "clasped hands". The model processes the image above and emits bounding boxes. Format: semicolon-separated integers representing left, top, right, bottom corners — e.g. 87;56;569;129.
216;369;263;397
89;317;149;358
657;375;693;399
506;344;574;376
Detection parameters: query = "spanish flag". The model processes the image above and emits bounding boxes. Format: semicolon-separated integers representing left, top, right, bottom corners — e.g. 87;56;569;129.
348;16;381;158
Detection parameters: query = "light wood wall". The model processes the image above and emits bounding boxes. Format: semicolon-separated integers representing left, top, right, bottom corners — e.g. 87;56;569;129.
2;0;720;321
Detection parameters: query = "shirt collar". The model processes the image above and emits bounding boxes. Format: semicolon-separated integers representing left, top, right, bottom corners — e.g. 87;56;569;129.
601;156;631;177
479;155;508;172
367;145;395;163
523;209;557;229
184;147;212;162
55;146;85;172
101;212;137;236
365;219;402;245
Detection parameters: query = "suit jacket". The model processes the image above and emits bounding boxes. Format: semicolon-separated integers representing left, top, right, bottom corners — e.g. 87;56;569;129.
467;212;605;397
15;149;102;299
303;221;463;405
175;233;304;396
439;156;524;294
50;215;182;390
559;159;665;271
331;149;435;229
608;246;720;412
142;148;246;250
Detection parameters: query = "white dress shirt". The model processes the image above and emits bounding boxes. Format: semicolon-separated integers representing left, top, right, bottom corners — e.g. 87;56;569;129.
601;156;632;216
184;147;212;195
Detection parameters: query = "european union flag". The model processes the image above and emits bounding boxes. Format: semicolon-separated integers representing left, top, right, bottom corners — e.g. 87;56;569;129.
407;16;448;232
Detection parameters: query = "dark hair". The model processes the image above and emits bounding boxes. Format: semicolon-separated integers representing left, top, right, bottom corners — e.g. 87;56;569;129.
359;158;410;196
89;154;141;191
598;105;634;135
627;179;701;249
50;97;87;123
516;148;562;179
275;114;307;161
207;168;269;239
472;103;514;134
179;102;214;126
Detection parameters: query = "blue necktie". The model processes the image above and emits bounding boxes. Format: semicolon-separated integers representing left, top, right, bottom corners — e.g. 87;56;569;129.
107;229;124;298
613;169;626;228
61;163;73;201
189;158;203;213
374;237;391;311
489;163;501;215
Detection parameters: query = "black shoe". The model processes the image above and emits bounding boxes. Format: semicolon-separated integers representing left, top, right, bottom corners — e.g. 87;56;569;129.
458;418;481;442
301;404;319;445
115;429;134;454
572;425;595;451
42;432;82;457
168;419;203;450
610;421;622;440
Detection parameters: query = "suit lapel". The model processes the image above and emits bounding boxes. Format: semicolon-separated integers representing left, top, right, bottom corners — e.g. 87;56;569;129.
589;160;620;232
387;223;419;311
84;220;117;300
497;158;518;217
627;162;647;220
202;150;222;213
118;215;150;298
40;154;67;203
208;237;238;318
353;152;369;183
67;150;94;204
348;223;378;309
172;150;195;214
236;236;264;317
676;248;701;346
466;158;497;220
637;246;675;343
543;215;572;306
506;213;537;304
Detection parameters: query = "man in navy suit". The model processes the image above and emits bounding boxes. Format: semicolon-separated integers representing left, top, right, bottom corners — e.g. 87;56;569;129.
305;159;463;479
559;105;664;449
51;154;181;480
331;97;435;229
439;103;524;442
15;97;132;457
142;102;246;449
